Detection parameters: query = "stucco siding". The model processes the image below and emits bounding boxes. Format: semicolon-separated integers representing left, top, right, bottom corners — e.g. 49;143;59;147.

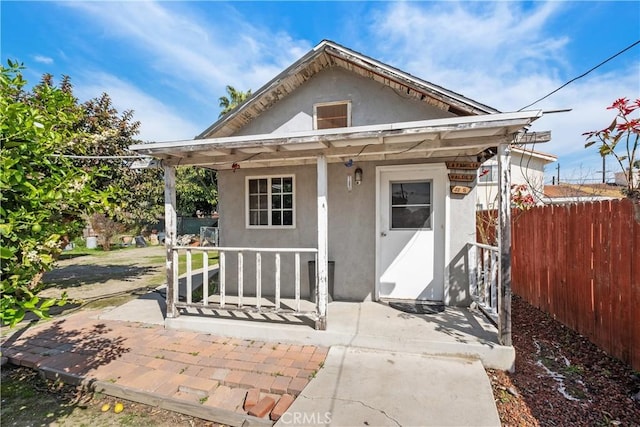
218;159;476;305
218;165;318;299
234;67;455;136
446;190;477;307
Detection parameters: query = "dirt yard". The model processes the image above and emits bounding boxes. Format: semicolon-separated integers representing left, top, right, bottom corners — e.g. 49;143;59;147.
39;245;167;304
2;245;222;426
489;295;640;426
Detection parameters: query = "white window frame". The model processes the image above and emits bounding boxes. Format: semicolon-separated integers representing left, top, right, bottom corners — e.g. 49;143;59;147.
313;100;352;130
389;179;433;230
245;174;296;229
478;164;498;184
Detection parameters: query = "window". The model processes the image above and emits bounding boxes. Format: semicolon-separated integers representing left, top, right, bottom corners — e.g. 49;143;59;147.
478;165;498;183
314;101;351;130
390;181;432;229
247;176;295;227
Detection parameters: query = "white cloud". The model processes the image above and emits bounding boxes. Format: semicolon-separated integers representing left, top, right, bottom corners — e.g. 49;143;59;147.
368;1;640;182
55;0;638;182
369;1;569;108
528;70;640;179
74;71;201;143
33;55;53;64
62;1;311;102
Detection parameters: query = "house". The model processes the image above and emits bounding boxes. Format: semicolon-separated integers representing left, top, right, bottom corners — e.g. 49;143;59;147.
131;40;548;339
542;183;624;204
614;170;640;189
476;148;557;209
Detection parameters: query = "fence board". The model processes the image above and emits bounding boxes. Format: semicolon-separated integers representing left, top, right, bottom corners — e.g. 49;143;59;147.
612;201;631;362
632;205;640;370
485;198;639;370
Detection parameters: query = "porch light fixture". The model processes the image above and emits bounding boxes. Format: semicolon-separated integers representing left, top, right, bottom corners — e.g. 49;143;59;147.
354;167;363;185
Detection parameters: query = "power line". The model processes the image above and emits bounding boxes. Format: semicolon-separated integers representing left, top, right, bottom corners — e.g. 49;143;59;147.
518;39;640;111
50;154;150;159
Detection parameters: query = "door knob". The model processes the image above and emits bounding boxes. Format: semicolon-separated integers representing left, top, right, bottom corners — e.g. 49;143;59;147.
381;231;387;237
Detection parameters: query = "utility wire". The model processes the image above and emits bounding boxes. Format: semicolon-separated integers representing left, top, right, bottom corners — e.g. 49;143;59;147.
518;39;640;111
50;154;150;159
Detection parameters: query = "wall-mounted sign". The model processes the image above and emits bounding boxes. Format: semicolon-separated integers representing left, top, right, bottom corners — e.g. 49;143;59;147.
445;161;481;170
450;185;472;195
448;173;476;182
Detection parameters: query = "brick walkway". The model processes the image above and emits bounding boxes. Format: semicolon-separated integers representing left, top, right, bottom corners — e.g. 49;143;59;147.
1;310;329;424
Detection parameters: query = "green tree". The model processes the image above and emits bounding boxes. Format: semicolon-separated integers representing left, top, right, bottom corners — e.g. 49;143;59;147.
176;167;218;216
218;85;251;117
0;61;114;326
584;97;640;199
74;92;164;234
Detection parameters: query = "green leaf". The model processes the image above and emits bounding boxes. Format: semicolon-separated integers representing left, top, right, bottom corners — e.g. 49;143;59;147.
0;246;14;259
0;223;11;235
39;298;57;310
584;141;596;148
23;296;38;309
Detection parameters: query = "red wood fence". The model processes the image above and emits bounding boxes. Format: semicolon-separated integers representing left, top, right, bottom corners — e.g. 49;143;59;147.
508;199;640;370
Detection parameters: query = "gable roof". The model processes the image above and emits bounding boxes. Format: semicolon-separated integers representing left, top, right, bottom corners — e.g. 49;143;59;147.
198;40;500;139
131;40;547;170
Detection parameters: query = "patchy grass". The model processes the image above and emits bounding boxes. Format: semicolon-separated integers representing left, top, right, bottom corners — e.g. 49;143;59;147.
82;294;139;310
59;244;139;260
192;277;219;303
146;252;219;276
1;364;221;426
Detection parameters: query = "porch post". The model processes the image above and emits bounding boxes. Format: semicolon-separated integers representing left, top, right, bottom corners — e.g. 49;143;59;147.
164;164;179;318
497;143;512;345
316;155;328;330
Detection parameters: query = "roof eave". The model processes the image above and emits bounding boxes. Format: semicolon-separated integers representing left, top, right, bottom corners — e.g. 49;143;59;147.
131;111;543;170
133;110;542;153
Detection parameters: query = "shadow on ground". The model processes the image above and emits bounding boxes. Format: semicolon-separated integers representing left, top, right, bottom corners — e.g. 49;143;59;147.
2;317;130;377
42;264;161;288
389;305;499;347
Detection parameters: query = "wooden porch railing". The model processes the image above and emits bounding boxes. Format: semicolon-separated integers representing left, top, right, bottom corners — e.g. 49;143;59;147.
167;246;322;326
468;242;499;325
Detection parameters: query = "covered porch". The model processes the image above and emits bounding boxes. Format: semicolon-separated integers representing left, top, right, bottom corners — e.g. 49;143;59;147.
131;111;548;348
163;298;514;370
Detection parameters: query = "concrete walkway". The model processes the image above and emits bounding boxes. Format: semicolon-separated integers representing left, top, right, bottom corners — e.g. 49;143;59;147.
280;346;500;426
1;292;502;426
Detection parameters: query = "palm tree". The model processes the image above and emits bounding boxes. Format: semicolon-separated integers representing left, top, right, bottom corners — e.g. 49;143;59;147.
218;85;252;117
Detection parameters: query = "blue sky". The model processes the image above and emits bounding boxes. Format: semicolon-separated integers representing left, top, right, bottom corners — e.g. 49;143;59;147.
2;1;639;183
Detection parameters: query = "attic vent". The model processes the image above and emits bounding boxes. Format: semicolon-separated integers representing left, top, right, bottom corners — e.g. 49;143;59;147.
314;101;351;130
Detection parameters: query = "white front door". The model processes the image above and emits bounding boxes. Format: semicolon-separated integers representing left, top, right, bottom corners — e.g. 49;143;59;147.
376;165;446;301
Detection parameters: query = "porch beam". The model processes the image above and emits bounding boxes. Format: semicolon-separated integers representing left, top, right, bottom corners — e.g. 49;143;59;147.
158;135;504;166
164;165;179;318
497;143;512;346
316;155;329;330
131;113;539;156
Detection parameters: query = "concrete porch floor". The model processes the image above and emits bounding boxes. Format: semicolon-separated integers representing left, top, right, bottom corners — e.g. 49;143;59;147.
168;298;515;371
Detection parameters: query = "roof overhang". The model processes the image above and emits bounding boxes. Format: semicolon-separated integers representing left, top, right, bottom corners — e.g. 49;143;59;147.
130;110;544;170
511;146;557;163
